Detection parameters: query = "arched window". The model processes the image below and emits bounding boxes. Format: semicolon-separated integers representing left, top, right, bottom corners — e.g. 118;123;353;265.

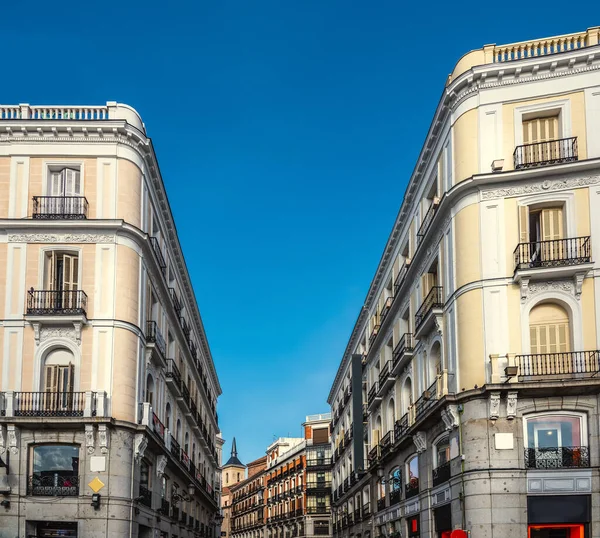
406;455;419;498
389;467;401;504
387;398;396;432
225;472;229;484
529;302;570;355
176;419;182;443
434;436;450;468
184;432;189;454
374;415;382;444
428;342;442;386
43;348;75;394
146;373;155;406
402;377;413;414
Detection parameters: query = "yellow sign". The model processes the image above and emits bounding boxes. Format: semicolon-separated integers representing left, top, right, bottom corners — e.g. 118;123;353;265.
88;477;105;493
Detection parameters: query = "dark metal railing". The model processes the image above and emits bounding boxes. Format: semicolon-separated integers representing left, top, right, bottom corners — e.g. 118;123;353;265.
514;137;578;169
417;198;439;242
170;434;181;457
414;378;439;418
389;488;401;505
27;288;87;316
380;431;393;457
380;296;394;323
27;473;79;496
306;481;331;492
517;350;600;377
180;315;191;341
14;391;88;417
524;446;589;469
393;260;411;296
139;484;152;507
159;498;170;515
405;479;419;499
376;498;386;512
149;236;166;276
378;361;392;387
363;502;370;517
369;322;381;345
146;320;166;356
415;286;443;330
32;196;88;219
368;382;379;405
432;461;451;487
394;413;409;442
166;359;182;386
514;236;591;271
169;287;183;315
393;333;414;367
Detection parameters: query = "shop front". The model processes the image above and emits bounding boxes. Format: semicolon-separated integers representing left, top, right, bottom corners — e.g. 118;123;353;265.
527;495;590;538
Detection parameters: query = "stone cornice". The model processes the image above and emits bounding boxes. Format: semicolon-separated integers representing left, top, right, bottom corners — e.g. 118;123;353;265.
0;121;222;398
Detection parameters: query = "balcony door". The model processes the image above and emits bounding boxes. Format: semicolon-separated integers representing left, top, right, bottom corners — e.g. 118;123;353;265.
519;206;565;265
523;115;560;165
43;349;75;412
48;167;82;216
43;251;80;309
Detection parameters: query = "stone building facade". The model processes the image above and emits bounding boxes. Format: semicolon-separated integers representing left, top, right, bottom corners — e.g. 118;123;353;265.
0;103;222;538
328;27;600;538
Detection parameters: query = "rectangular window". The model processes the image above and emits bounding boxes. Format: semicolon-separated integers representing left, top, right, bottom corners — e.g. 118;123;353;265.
29;445;79;496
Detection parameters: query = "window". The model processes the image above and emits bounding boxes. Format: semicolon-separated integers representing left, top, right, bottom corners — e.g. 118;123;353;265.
529;303;570;355
313;428;328;445
48;166;82;196
29;444;79;496
518;204;566;264
406;455;419;497
43;251;80;291
435;437;450;467
140;460;152;506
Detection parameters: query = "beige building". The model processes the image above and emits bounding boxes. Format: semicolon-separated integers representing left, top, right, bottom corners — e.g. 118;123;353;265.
328;27;600;538
0;103;222;538
222;438;248;538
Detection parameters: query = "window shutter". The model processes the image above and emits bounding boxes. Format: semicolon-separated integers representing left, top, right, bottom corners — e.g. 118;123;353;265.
67;363;75;392
519;206;530;244
541;208;563;241
45;365;58;392
422;273;435;296
44;251;56;289
62;254;78;292
50;171;63;196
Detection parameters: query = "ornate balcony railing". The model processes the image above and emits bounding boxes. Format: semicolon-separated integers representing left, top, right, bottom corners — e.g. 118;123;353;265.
376;498;386;512
380;296;394;323
139;484;152;507
368;383;379;405
389;489;401;505
517;350;600;377
380;431;393;457
32;196;88;219
166;359;182;386
417;198;440;243
415;286;443;330
150;236;166;276
394;413;409;442
159;498;170;515
393;333;414;367
414;378;439;419
170;434;181;458
146;320;166;357
363;502;370;517
369;322;381;345
514;137;578;169
405;479;419;499
524;446;589;469
432;461;451;487
514;236;591;271
378;361;392;389
27;289;87;316
14;391;87;417
27;473;79;496
169;287;183;315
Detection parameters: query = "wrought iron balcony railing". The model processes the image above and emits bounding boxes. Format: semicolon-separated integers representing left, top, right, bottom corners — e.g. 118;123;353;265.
27;473;79;496
432;461;451;487
150;236;167;276
389;489;401;505
146;320;166;357
27;288;87;316
14;391;87;417
166;359;182;386
405;479;419;499
514;137;578;169
415;286;443;330
524;446;589;469
376;498;386;512
139;484;152;507
393;333;414;367
417;198;440;243
32;196;89;219
169;287;183;315
517;350;600;377
368;383;379;405
362;502;370;517
514;236;591;271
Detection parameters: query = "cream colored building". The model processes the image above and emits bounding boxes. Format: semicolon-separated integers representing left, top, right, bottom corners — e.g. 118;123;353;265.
328;27;600;538
0;103;222;538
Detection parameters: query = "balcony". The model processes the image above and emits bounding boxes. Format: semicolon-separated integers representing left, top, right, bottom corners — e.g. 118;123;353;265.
376;498;385;512
414;286;443;339
139;484;152;507
393;259;411;297
369;322;381;345
27;473;79;496
306;481;331;493
394;413;409;443
159;498;170;516
150;236;166;277
367;445;380;469
389;489;401;505
362;502;371;517
516;350;600;379
11;391;92;418
432;461;451;487
170;287;183;316
391;333;414;375
32;196;88;219
378;360;394;394
146;320;166;358
380;431;393;458
26;289;87;317
417;198;440;244
405;479;419;499
367;382;382;409
354;507;362;523
380;296;394;324
514;137;578;169
414;372;447;421
513;237;592;284
165;359;182;392
525;446;589;469
170;434;181;459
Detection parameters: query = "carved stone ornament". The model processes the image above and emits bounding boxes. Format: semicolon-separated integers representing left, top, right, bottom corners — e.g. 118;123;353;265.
7;425;18;455
489;392;501;420
98;425;109;454
412;431;427;453
481;175;600;201
156;455;168;478
506;392;518;420
8;233;114;244
134;434;148;462
441;405;459;430
35;324;81;346
574;273;585;300
85;424;95;454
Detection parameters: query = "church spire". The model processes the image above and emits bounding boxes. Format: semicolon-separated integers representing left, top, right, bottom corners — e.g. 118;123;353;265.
231;437;238;458
225;437;243;466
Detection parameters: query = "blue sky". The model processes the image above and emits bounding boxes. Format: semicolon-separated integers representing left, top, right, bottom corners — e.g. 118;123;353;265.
3;1;595;463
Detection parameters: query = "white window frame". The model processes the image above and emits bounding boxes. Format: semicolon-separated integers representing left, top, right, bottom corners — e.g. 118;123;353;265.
513;99;572;148
43;161;85;196
523;411;587;449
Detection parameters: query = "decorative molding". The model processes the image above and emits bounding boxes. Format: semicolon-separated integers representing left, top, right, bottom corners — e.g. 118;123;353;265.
36;325;81;346
489;392;501;420
85;424;95;455
441;405;459;430
134;434;148;462
156;455;168;478
98;425;109;454
506;392;518;420
574;272;585;300
8;233;114;244
7;425;18;455
481;175;600;201
412;431;427;453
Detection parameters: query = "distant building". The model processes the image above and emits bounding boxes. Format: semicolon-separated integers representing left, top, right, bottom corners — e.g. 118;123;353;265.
222;438;247;538
230;456;268;538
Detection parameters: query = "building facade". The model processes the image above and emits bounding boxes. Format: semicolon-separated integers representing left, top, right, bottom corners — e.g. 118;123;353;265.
0;103;222;538
265;415;333;538
222;438;248;538
230;456;268;538
328;27;600;538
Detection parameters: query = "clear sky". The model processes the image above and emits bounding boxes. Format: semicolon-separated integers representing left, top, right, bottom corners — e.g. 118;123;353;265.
2;0;595;463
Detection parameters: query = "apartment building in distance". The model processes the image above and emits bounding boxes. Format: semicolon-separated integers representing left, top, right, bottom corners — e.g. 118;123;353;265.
328;27;600;538
0;102;222;538
222;438;248;538
230;456;268;538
